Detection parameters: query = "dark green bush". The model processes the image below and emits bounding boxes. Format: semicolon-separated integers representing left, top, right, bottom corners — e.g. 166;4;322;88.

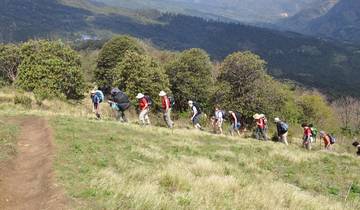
14;95;32;109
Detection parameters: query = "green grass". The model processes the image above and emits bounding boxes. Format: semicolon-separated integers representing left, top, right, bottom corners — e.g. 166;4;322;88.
52;116;360;210
0;119;19;161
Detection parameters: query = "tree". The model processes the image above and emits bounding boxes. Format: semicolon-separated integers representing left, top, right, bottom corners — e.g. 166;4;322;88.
217;51;286;120
0;44;21;83
165;48;214;111
94;35;144;91
114;51;170;102
16;40;86;100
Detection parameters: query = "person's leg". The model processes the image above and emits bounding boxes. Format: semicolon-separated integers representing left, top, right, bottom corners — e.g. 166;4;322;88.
121;111;128;122
218;121;223;135
260;128;268;141
139;109;146;125
144;108;151;125
164;109;173;128
282;132;289;145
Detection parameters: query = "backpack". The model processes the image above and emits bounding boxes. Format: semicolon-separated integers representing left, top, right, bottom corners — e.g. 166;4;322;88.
168;96;176;108
328;134;336;144
193;102;202;114
235;112;241;121
311;127;318;137
144;95;153;107
279;122;289;133
95;90;104;103
112;91;129;104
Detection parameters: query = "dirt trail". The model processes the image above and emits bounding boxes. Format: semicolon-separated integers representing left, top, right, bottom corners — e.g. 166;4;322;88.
0;117;68;210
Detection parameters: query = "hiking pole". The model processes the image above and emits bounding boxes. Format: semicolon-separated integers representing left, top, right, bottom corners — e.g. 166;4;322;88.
345;181;353;202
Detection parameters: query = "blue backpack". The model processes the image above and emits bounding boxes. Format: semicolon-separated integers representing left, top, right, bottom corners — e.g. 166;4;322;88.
280;122;289;133
95;90;104;103
328;134;336;144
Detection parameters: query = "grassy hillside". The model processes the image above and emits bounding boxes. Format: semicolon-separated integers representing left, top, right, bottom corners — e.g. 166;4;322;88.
0;88;359;209
52;116;360;209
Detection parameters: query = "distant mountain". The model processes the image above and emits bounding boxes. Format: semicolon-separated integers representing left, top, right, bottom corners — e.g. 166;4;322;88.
95;0;325;23
1;0;360;97
307;0;360;43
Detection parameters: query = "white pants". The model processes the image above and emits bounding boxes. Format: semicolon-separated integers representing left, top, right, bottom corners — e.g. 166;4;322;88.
139;108;150;125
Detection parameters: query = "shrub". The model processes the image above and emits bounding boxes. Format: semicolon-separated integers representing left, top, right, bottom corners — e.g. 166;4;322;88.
95;36;144;92
0;43;21;83
113;51;170;103
165;48;214;112
16;40;86;101
14;95;32;109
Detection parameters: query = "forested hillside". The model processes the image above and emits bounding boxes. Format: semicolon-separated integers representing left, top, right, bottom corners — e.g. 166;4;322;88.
1;0;360;97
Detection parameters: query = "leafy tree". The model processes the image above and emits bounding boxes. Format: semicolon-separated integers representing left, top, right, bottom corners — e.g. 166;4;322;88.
297;92;336;130
16;40;86;100
165;48;214;111
95;35;144;91
0;44;21;83
217;51;290;121
114;51;170;102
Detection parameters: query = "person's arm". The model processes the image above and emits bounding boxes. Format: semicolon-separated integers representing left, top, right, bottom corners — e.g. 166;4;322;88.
232;113;237;128
165;97;170;111
191;107;197;120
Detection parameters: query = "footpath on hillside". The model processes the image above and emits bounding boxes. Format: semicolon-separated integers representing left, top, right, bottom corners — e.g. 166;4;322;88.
0;117;68;210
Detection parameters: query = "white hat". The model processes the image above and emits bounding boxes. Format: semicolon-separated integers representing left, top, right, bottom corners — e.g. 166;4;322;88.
159;91;167;97
136;93;144;99
253;114;261;120
259;114;265;118
90;90;96;94
274;117;280;122
188;100;193;105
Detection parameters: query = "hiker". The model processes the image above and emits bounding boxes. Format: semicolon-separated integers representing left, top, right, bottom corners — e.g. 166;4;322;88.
136;93;151;126
109;88;130;122
309;124;318;143
228;111;241;136
159;91;174;128
188;100;203;130
275;118;289;145
90;89;104;119
352;141;360;156
319;131;331;150
302;123;312;150
212;105;224;134
254;113;268;141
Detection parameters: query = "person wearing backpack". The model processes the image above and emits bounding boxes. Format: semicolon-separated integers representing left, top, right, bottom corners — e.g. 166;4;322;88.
254;113;268;141
301;123;312;150
352;141;360;156
159;91;174;128
319;131;332;150
228;111;241;136
309;124;318;143
188;100;203;130
109;88;130;122
136;93;151;126
90;90;104;120
212;105;224;134
275;118;289;145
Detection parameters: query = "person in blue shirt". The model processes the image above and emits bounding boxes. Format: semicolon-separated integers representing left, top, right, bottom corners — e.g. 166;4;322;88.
91;90;102;119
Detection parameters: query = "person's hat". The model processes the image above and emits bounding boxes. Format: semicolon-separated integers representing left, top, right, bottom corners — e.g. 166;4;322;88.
91;90;96;94
188;100;193;105
136;93;144;99
274;117;280;122
259;114;265;118
253;114;261;120
319;131;325;137
228;110;234;114
159;91;167;97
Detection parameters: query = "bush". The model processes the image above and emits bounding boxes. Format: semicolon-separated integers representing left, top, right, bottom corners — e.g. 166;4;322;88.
95;36;144;92
14;95;32;109
113;51;170;103
16;40;86;101
165;48;214;112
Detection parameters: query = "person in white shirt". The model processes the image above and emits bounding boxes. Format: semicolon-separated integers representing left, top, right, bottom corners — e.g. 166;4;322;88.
188;100;203;130
212;105;224;134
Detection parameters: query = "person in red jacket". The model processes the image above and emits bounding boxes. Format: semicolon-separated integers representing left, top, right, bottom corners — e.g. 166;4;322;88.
302;123;312;150
253;113;268;141
136;93;150;125
159;91;174;128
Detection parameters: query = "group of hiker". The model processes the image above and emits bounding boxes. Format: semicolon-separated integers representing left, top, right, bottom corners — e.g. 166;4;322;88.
91;89;360;155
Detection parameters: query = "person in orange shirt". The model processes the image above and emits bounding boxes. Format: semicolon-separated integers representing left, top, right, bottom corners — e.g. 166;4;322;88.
136;93;151;126
319;131;331;150
254;114;268;141
159;91;174;128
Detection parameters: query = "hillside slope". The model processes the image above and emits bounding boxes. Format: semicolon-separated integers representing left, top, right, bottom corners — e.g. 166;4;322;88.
307;0;360;44
2;0;360;97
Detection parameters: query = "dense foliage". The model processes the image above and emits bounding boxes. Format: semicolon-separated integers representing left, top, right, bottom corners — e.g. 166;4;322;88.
95;36;144;92
114;51;170;102
16;40;86;100
0;44;21;84
165;49;214;111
